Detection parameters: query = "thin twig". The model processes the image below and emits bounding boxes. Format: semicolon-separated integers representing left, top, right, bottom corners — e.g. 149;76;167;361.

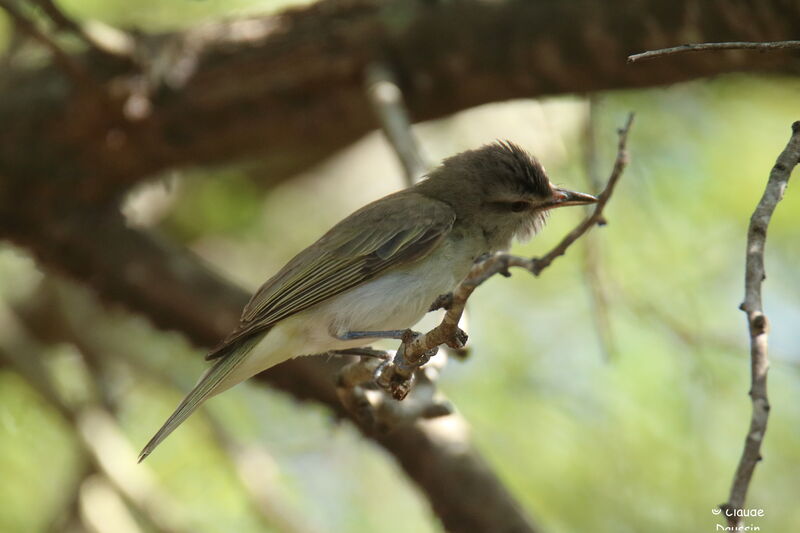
375;113;635;399
0;0;96;89
365;62;429;186
720;121;800;525
30;0;95;49
581;95;616;360
32;0;135;59
530;112;634;275
628;40;800;63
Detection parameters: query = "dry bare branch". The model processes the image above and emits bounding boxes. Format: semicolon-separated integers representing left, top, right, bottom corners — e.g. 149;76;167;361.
628;40;800;63
720;121;800;525
365;63;429;186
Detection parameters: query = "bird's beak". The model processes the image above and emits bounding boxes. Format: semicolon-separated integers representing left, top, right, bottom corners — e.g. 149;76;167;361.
545;187;598;209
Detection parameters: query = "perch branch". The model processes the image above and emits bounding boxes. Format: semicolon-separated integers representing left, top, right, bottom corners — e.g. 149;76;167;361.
628;40;800;63
375;113;634;399
720;121;800;525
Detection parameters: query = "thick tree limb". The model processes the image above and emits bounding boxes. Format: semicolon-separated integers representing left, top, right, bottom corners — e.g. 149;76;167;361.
720;121;800;526
1;0;799;208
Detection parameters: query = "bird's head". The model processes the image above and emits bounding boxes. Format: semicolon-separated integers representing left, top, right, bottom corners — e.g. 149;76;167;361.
417;141;597;250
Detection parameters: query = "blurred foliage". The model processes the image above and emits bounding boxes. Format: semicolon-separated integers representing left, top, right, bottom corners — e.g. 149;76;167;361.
1;1;800;532
59;0;307;30
162;167;264;242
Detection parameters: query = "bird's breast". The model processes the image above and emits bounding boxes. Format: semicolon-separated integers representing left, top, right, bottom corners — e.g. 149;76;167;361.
319;236;480;339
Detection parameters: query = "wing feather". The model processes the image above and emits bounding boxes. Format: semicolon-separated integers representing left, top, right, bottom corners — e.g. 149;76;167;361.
206;192;455;360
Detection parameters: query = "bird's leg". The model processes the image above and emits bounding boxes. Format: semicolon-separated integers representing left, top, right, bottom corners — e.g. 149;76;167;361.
336;329;416;341
336;357;384;428
336;330;444;401
327;347;390;360
428;292;454;311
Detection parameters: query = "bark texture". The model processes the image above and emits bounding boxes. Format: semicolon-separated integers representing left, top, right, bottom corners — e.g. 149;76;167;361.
2;0;799;205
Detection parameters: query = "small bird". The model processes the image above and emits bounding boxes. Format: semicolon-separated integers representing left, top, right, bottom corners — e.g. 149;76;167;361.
138;141;596;461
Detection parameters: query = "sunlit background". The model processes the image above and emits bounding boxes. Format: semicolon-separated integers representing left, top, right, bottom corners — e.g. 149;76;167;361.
1;1;799;532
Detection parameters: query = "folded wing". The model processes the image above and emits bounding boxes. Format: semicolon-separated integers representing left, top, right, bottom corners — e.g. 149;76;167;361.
206;191;456;360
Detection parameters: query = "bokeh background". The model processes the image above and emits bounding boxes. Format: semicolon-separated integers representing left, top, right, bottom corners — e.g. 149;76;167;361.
1;1;799;532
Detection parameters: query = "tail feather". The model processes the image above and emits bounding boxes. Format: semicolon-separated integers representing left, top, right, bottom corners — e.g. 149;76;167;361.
138;337;260;462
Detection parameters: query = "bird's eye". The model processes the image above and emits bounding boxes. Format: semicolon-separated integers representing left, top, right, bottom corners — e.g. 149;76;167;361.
510;201;529;212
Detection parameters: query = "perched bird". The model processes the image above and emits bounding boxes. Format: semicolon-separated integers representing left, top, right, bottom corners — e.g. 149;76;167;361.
138;141;596;461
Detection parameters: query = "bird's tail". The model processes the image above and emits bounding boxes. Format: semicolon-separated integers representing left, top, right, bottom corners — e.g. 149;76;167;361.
138;336;261;462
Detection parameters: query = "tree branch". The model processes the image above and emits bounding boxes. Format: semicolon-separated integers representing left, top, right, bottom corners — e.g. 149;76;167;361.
720;121;800;526
365;62;429;185
2;0;799;201
628;40;800;63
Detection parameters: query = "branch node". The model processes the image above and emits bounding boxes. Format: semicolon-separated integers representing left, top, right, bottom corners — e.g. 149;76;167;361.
428;292;454;311
723;120;800;524
446;328;468;350
750;312;768;335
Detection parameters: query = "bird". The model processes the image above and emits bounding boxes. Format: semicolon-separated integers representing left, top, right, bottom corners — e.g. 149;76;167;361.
138;141;597;461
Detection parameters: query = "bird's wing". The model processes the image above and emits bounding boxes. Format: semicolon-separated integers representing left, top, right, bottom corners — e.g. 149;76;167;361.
139;192;454;461
205;192;456;360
